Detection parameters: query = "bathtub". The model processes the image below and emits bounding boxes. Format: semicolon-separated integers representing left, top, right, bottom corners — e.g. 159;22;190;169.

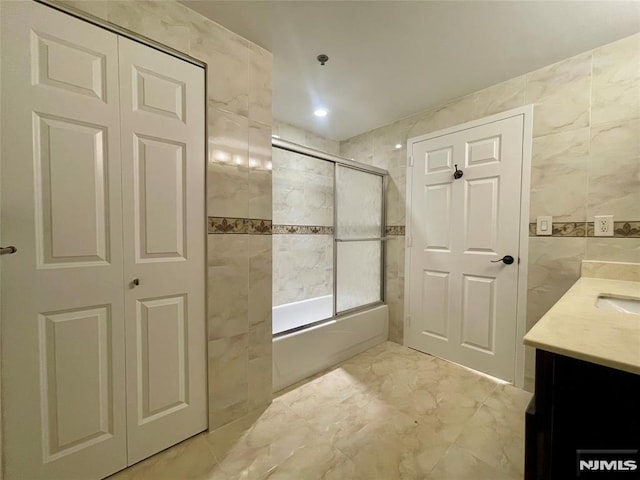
273;295;334;335
272;296;388;392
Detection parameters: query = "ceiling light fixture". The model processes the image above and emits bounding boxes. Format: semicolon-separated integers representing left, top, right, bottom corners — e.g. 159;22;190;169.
395;144;402;149
314;108;328;117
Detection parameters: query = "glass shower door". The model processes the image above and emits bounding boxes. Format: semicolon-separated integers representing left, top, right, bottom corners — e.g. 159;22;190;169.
335;165;384;313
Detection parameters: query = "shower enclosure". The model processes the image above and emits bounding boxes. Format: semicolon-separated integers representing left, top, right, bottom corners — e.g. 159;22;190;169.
272;138;389;390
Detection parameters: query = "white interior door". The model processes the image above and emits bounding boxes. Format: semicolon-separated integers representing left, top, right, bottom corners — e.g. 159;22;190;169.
406;114;524;381
118;37;207;465
1;2;127;479
2;2;207;477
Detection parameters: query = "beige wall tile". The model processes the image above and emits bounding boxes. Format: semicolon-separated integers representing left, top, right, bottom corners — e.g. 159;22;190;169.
208;335;249;429
108;0;193;54
529;127;589;222
249;43;272;126
586;238;640;263
273;235;333;307
429;94;478;132
248;356;272;411
272;120;305;144
57;0;109;20
249;235;273;329
591;33;640;126
587;119;640;219
273;149;334;226
190;16;249;116
525;237;585;378
249;121;272;220
473;76;526;119
525;53;592;137
272;120;340;154
340;131;374;164
208;235;249;340
207;110;249;218
526;237;585;329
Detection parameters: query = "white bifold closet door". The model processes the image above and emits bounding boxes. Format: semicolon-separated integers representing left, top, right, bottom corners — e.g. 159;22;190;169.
118;36;207;465
0;2;206;479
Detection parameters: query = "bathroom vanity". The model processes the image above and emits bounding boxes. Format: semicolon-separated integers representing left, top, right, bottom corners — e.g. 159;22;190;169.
523;262;640;479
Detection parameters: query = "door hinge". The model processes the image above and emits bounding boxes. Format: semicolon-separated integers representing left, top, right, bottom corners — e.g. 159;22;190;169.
408;155;414;167
407;236;412;247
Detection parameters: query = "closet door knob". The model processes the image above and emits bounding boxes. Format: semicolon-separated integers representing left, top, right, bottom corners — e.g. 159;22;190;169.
131;278;140;287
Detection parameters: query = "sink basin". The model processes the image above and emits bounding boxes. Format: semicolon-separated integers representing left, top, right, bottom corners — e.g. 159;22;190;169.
596;295;640;315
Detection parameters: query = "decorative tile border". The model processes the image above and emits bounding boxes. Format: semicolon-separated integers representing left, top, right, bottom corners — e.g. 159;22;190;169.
528;221;640;238
386;225;406;236
208;217;272;235
272;224;333;235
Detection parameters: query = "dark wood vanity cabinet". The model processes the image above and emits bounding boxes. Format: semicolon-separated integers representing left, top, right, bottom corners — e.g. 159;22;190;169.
525;349;640;479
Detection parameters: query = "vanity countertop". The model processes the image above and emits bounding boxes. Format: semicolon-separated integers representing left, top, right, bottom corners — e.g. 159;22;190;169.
523;272;640;375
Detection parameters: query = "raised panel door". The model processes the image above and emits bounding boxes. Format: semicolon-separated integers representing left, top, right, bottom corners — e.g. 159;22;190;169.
1;3;127;479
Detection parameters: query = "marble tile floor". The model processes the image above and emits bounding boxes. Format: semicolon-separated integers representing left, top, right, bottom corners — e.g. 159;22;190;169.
110;342;532;480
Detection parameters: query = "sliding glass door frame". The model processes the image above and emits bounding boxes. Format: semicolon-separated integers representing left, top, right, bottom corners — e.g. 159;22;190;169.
272;138;388;328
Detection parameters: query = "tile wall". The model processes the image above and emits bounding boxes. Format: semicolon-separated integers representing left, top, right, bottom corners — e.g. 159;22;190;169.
55;0;274;428
340;33;640;388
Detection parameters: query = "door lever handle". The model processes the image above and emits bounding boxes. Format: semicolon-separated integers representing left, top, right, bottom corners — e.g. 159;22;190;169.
0;246;17;255
490;255;514;265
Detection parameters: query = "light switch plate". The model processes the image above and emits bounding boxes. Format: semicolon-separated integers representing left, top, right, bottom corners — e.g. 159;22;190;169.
536;216;553;236
594;215;614;236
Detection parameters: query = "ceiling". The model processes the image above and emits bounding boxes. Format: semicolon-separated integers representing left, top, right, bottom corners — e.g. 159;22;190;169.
182;1;640;141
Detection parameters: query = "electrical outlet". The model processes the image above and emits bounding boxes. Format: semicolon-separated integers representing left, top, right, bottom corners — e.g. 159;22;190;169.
594;215;614;237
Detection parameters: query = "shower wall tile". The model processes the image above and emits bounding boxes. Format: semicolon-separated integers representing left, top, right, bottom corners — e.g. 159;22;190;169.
208;235;249;341
273;147;333;227
207;109;249;218
340;130;374;165
273;235;333;307
272;120;340;154
272;121;305;145
249;121;273;220
529;127;589;222
524;52;592;138
587;119;640;220
249;43;272;126
208;334;249;429
591;33;640;126
386;237;406;344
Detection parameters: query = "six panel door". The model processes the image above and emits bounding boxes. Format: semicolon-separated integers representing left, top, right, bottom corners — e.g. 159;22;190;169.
1;2;207;479
406;115;524;381
1;3;127;479
118;36;207;465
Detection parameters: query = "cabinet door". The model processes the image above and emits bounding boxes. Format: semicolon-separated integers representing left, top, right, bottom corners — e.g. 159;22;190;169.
1;2;127;479
117;37;207;465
